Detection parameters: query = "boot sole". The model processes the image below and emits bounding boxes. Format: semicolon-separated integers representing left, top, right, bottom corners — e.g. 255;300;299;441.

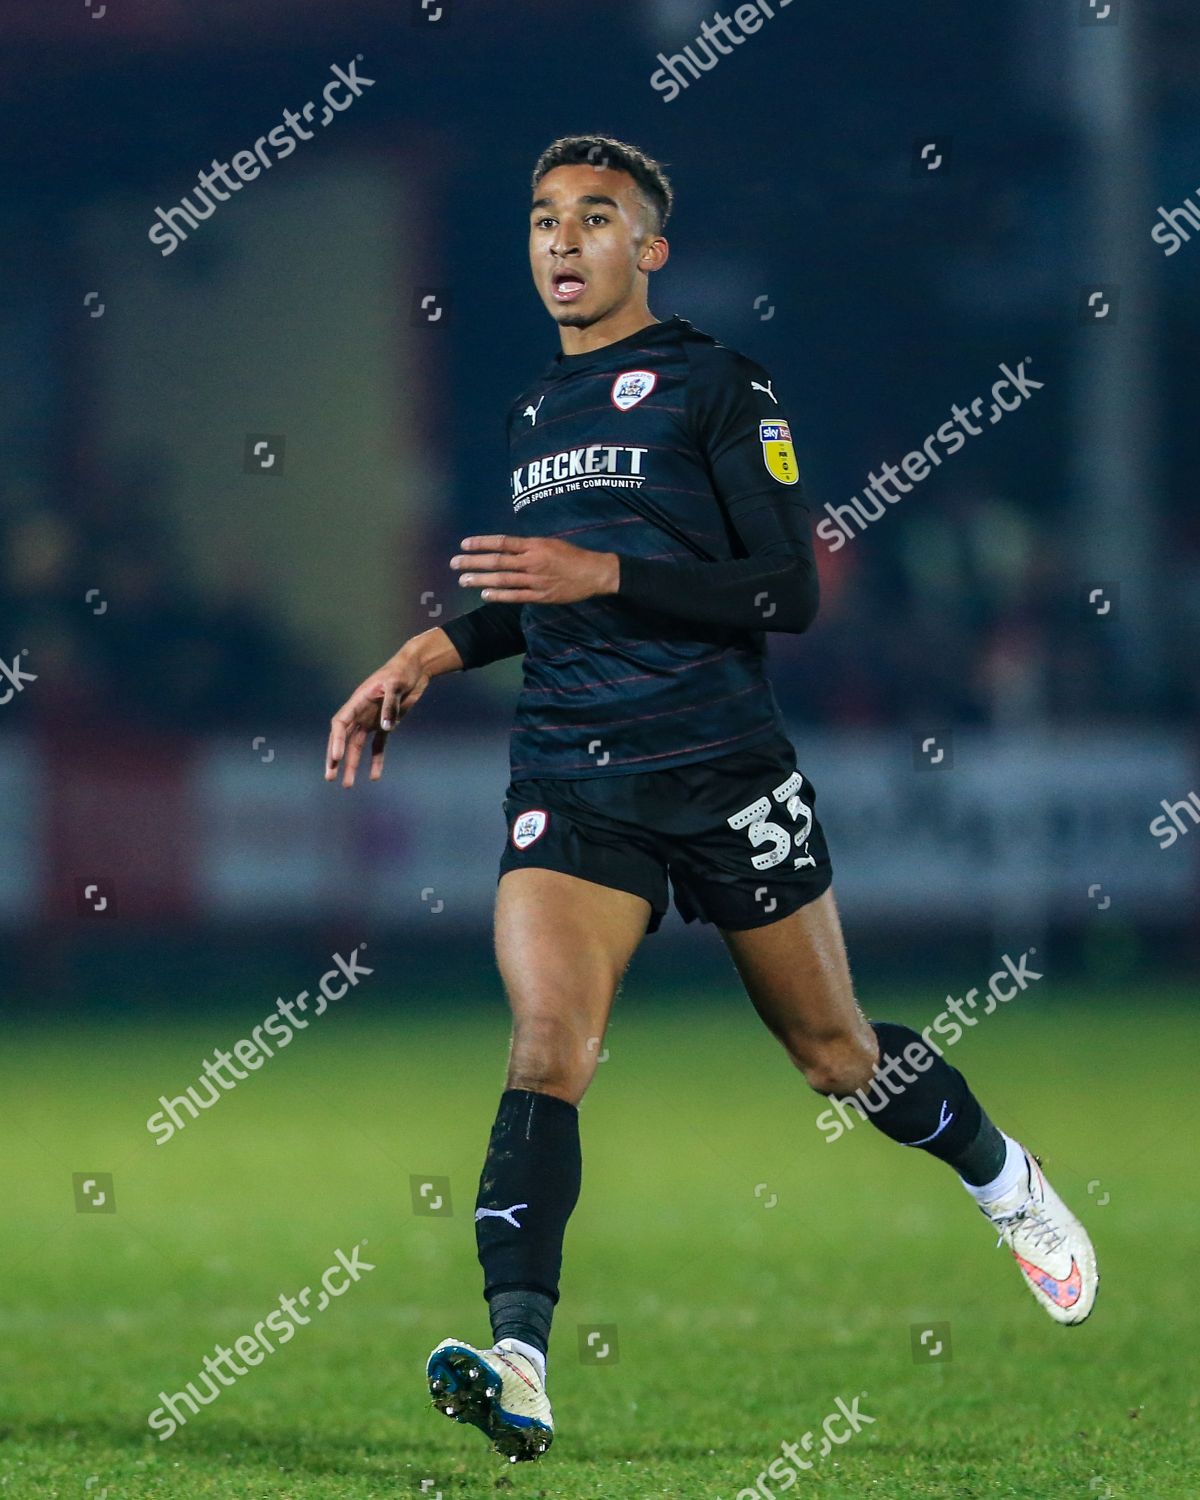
427;1343;552;1463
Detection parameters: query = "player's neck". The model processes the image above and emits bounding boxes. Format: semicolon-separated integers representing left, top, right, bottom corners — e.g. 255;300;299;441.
556;304;660;358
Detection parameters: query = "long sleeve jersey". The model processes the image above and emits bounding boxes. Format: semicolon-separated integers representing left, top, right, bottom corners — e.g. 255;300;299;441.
441;314;818;778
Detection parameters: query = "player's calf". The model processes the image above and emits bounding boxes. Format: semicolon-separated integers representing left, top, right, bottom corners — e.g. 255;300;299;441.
830;1020;1007;1181
825;1021;1100;1322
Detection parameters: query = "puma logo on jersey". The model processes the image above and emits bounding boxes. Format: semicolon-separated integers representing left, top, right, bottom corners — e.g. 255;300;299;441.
752;379;777;404
523;395;546;426
474;1203;528;1228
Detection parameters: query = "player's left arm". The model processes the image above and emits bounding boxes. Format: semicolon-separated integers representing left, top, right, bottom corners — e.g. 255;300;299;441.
613;351;818;632
451;355;818;629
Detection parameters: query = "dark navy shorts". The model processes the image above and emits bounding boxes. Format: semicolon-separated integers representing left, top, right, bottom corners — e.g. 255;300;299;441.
497;732;833;935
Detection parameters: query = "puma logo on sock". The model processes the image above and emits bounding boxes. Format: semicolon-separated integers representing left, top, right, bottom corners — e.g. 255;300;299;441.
905;1100;954;1146
474;1202;528;1228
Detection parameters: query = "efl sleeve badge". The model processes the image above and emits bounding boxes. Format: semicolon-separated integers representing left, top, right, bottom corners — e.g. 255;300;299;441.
759;420;799;485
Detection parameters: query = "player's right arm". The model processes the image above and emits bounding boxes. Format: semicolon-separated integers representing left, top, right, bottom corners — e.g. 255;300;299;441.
325;626;458;788
325;602;525;788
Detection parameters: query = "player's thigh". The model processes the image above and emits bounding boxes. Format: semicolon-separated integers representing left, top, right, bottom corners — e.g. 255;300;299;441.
720;887;877;1088
494;867;650;1093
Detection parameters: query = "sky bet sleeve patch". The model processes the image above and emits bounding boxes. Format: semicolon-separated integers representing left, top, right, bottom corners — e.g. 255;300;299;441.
759;420;800;485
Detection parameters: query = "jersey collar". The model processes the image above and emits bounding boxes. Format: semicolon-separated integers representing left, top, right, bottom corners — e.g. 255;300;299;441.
547;314;689;376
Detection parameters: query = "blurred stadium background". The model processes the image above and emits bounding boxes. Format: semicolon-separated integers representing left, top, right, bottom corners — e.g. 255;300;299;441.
3;4;1200;1497
2;1;1197;1007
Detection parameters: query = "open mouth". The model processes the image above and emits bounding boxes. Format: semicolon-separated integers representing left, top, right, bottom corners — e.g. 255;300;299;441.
551;269;587;303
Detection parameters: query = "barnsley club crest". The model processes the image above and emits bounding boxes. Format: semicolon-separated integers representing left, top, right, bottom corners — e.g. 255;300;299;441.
511;809;549;850
611;369;657;411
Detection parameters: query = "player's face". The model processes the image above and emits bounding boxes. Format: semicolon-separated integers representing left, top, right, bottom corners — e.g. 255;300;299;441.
529;164;666;330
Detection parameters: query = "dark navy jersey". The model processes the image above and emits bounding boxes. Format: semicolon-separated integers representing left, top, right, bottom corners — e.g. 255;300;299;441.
443;314;816;779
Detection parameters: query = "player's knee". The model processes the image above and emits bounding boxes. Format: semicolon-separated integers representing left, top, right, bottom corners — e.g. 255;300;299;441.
785;1024;877;1096
507;1012;594;1102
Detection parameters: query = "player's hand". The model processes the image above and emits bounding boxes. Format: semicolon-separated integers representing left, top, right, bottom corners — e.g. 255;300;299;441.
451;534;619;605
325;647;429;787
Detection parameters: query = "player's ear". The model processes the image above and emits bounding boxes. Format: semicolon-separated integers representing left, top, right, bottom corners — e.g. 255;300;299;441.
639;237;669;273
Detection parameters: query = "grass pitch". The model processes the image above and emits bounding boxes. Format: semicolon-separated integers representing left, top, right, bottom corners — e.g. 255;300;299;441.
1;980;1196;1497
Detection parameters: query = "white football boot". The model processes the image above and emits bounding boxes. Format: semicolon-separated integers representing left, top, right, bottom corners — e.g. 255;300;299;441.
426;1337;553;1462
978;1146;1098;1325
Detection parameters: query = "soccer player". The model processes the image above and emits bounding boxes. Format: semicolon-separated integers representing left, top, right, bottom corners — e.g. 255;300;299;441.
325;134;1098;1464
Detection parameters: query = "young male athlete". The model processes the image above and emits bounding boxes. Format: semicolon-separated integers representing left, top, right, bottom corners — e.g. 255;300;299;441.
325;135;1098;1464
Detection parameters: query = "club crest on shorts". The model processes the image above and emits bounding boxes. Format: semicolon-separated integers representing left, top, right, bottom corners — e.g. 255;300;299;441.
611;369;657;411
511;808;549;850
759;419;799;485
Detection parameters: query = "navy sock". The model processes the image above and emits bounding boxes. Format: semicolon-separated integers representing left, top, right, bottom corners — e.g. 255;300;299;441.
487;1287;555;1357
476;1088;581;1355
842;1021;1007;1184
951;1107;1010;1187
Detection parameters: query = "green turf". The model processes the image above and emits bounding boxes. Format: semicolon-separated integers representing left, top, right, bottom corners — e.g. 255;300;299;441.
1;985;1197;1498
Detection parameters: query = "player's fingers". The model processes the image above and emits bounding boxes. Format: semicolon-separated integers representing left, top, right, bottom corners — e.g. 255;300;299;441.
451;550;531;577
451;535;527;570
369;727;389;780
326;712;352;779
460;533;521;554
473;587;542;603
457;569;536;591
341;724;369;787
388;677;428;728
379;680;402;732
328;688;376;773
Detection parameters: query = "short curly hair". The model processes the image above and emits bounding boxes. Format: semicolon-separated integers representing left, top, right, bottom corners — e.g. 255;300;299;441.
531;134;674;234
